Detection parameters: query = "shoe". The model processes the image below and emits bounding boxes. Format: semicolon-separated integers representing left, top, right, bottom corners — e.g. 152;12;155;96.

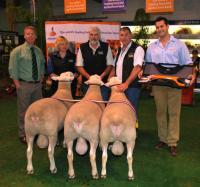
169;146;177;157
155;141;166;150
19;136;27;144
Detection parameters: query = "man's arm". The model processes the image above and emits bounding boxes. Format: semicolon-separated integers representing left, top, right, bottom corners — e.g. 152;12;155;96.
118;46;144;91
76;66;90;80
76;47;90;80
13;79;20;89
100;65;112;80
8;48;21;89
117;65;142;92
108;66;116;80
179;42;196;85
103;46;114;80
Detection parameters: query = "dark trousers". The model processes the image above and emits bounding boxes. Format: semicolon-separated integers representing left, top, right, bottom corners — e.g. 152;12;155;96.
124;87;141;114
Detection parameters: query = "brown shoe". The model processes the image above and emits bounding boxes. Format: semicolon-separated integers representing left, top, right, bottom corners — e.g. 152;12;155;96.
155;141;166;150
19;136;27;144
169;146;177;157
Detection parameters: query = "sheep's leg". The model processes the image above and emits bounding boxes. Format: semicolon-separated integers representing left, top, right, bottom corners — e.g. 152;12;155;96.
62;139;66;148
67;140;75;179
26;135;34;174
126;143;134;180
101;143;108;179
48;136;57;174
89;141;98;179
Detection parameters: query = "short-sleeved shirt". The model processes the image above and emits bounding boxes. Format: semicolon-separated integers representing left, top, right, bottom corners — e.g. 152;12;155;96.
115;41;144;81
76;41;114;67
145;35;192;65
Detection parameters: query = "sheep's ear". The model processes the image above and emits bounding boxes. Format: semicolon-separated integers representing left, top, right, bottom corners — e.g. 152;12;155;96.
51;76;59;81
69;76;74;81
100;80;105;86
105;82;110;87
84;80;89;85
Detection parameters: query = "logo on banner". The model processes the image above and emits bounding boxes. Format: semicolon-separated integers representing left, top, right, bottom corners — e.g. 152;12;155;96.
146;0;174;13
49;27;57;37
102;0;127;12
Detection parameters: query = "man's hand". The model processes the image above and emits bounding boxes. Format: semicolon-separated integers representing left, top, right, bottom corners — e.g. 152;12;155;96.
50;73;58;78
138;70;143;79
117;82;129;92
13;79;20;89
100;72;105;80
188;74;196;86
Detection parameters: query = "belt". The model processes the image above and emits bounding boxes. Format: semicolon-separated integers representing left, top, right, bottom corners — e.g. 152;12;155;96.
19;79;40;84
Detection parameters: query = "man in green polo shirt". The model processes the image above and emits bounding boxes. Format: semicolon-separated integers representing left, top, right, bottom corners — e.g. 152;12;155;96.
9;26;45;144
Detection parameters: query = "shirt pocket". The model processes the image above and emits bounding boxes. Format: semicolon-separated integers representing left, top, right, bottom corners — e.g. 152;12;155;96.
19;49;32;62
166;47;178;57
151;48;162;62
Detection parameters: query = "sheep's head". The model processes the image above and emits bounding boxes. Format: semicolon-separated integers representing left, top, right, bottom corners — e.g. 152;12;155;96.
84;74;104;85
105;76;122;87
51;71;74;82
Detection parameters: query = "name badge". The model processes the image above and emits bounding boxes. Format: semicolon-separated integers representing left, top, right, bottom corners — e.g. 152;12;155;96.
98;51;104;55
128;52;134;58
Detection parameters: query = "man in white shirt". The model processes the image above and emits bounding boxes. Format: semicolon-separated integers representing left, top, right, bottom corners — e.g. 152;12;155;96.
76;26;114;100
110;27;144;112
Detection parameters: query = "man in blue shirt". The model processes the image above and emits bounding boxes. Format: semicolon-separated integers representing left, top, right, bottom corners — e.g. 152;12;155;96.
145;16;195;156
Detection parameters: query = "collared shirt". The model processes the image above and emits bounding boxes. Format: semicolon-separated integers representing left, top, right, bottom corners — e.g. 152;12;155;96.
89;41;100;55
76;41;114;66
9;42;45;81
116;41;144;81
145;35;192;65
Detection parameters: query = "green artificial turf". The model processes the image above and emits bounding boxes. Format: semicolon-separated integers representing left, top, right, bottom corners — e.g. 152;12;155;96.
0;92;200;187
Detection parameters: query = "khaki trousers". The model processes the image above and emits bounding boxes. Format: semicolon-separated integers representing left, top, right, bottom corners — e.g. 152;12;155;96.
16;82;42;138
152;86;182;146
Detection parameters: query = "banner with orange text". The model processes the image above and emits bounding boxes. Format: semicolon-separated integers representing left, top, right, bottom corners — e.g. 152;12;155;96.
45;21;121;57
146;0;174;13
64;0;86;14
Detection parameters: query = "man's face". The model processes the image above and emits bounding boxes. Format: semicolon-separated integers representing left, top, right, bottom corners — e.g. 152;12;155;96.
89;30;100;44
24;28;36;45
155;20;169;38
119;30;132;46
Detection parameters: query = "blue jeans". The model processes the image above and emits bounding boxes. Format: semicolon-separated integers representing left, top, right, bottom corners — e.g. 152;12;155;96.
82;84;110;101
124;87;141;113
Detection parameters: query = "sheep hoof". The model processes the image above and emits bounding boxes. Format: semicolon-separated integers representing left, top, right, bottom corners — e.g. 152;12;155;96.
68;174;75;179
51;168;57;174
27;170;34;175
101;174;106;179
128;176;134;181
92;174;99;179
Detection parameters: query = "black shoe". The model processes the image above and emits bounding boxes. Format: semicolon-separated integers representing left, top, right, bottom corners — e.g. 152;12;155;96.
169;146;177;157
19;136;27;144
155;141;166;150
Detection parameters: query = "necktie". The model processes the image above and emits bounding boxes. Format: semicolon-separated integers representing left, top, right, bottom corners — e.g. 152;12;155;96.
30;47;38;81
